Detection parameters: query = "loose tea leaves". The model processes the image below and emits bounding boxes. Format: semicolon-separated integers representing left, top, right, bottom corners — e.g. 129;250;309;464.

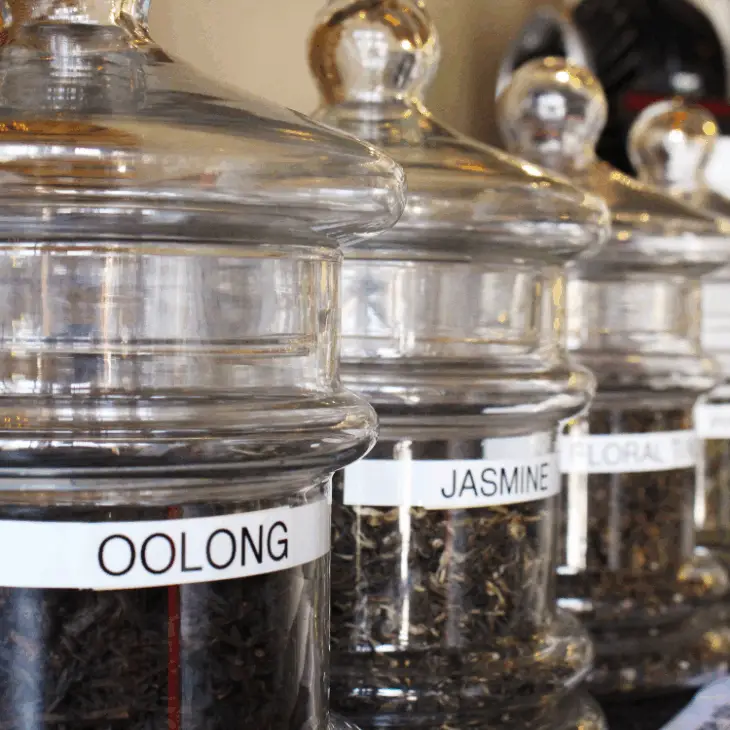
0;500;328;730
559;406;730;695
330;437;591;728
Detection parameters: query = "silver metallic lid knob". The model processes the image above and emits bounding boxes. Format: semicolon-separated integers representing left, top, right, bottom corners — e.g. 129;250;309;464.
309;0;440;106
628;99;719;194
496;57;607;173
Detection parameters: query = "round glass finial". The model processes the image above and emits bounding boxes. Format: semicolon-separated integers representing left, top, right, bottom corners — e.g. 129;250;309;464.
309;0;440;105
496;56;608;173
628;99;719;193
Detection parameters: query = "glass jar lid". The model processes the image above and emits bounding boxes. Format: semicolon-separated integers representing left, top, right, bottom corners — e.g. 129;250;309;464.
628;98;730;216
497;57;730;275
628;99;730;380
0;0;406;245
308;0;609;262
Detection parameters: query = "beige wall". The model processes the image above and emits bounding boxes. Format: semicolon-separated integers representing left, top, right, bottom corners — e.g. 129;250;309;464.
150;0;545;144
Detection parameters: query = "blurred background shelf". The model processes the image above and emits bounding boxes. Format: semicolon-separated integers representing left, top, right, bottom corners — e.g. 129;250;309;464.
149;0;546;144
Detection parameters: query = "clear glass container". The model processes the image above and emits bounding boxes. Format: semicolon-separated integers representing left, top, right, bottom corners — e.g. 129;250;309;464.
628;99;730;561
308;3;611;729
498;57;730;700
0;1;408;728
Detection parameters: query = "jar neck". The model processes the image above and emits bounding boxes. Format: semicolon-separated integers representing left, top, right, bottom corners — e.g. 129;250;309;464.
566;273;717;393
568;274;701;353
1;0;150;40
639;169;703;198
341;258;565;364
528;149;597;178
0;0;156;114
4;0;148;25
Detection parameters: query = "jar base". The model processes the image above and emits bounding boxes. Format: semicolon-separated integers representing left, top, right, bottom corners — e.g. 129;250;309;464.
332;609;593;723
586;604;730;696
331;690;606;730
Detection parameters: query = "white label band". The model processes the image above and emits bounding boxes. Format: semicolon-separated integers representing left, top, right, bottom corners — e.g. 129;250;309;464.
0;500;330;591
343;455;560;509
661;676;730;730
695;403;730;439
560;430;697;474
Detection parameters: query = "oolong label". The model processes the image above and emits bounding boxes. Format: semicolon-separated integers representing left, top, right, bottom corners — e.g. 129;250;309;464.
343;454;560;508
560;430;697;474
0;500;329;590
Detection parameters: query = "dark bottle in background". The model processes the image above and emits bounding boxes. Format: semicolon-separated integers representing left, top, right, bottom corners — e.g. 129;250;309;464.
498;0;729;173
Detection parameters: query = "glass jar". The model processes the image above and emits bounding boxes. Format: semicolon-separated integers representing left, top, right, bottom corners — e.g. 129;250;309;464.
498;58;730;701
628;99;730;563
308;3;611;730
0;1;407;728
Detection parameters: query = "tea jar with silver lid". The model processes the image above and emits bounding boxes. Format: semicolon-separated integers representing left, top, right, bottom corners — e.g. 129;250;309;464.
0;0;407;727
308;3;611;729
498;58;730;702
628;99;730;562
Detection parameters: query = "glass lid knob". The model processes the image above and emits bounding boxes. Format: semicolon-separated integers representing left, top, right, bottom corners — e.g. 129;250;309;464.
496;56;608;174
308;10;610;262
497;57;730;275
628;99;719;194
309;0;440;105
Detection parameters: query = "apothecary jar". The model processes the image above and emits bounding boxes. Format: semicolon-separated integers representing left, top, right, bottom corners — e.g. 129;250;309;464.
498;57;730;703
0;1;407;728
628;98;730;564
309;3;611;730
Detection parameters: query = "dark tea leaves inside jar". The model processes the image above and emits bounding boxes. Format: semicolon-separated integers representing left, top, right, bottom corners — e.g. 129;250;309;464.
559;407;730;695
0;499;329;730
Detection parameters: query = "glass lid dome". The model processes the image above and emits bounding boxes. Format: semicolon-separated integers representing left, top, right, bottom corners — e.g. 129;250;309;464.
308;0;610;262
0;0;407;245
628;97;730;216
497;57;730;276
